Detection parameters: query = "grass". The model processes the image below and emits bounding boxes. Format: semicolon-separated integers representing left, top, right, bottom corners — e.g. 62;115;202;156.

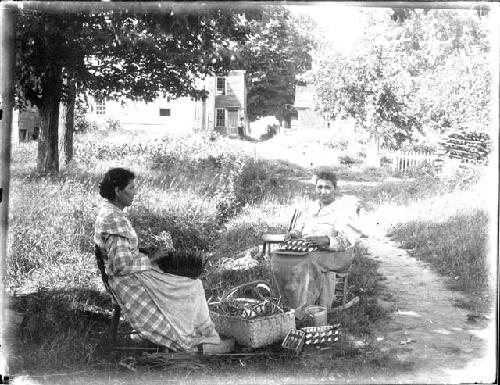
367;164;495;312
389;208;492;312
7;132;389;375
6;129;494;378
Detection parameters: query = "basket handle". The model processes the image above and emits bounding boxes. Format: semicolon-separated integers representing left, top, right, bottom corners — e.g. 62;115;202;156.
220;280;272;302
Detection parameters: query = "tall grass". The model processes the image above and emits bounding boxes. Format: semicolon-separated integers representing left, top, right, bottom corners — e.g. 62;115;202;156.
389;209;490;295
365;165;494;311
16;129;486;373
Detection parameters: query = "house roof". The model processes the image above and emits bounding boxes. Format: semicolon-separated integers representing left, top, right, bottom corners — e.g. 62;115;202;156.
215;95;242;108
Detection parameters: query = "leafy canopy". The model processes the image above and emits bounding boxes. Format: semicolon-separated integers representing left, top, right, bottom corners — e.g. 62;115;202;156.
232;6;317;121
16;5;251;109
310;8;490;149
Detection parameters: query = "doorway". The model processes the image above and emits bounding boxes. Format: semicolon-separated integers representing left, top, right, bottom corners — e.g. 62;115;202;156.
227;109;239;136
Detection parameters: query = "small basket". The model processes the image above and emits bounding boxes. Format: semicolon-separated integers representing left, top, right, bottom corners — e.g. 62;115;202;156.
301;324;340;346
209;280;296;348
281;329;305;354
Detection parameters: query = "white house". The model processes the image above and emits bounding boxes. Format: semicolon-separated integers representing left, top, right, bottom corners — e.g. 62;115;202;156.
14;70;247;142
85;70;247;137
292;84;329;130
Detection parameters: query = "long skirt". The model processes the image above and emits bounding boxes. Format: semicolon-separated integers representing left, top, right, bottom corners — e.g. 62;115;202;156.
110;270;220;351
271;247;355;317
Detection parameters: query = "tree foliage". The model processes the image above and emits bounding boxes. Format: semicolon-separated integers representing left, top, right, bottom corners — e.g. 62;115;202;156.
232;6;317;122
311;8;491;150
15;5;251;173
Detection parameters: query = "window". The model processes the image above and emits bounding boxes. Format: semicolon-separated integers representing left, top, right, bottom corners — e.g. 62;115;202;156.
216;77;226;95
216;109;225;127
96;99;106;115
159;108;171;116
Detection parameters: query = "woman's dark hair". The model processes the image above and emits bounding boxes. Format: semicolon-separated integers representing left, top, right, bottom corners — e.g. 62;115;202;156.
314;170;338;189
99;168;135;200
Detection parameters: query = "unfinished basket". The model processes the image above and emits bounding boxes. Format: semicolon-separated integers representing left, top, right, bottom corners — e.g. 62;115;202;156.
209;280;296;348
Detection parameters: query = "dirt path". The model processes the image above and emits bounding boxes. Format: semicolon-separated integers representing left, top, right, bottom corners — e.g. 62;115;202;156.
358;226;495;384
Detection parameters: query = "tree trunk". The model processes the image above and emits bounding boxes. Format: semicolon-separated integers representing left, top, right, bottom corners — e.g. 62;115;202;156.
37;68;62;174
60;79;76;165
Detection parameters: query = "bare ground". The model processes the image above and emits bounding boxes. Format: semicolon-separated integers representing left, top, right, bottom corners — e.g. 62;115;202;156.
8;166;496;384
16;230;495;385
353;225;496;384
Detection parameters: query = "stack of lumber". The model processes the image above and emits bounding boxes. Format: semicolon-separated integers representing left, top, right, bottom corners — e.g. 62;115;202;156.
441;131;491;164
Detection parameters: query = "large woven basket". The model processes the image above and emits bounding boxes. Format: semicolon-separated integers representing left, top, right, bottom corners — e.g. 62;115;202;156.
209;280;296;348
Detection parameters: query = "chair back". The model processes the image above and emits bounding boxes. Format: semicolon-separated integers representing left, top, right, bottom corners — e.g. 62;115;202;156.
94;244;115;299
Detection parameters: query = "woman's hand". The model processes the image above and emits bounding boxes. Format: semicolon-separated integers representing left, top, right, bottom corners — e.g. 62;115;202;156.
305;235;330;247
149;246;171;262
328;236;349;252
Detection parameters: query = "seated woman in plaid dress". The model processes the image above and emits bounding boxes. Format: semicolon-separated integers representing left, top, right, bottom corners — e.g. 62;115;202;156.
94;168;219;351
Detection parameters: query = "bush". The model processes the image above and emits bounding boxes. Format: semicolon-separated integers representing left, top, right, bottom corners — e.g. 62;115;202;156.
74;140;150;163
399;142;438;154
131;203;218;252
74;113;99;134
104;118;122;131
404;161;437;178
340;154;362;165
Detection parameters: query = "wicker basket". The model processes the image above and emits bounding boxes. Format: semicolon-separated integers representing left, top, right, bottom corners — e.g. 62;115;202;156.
209;280;296;348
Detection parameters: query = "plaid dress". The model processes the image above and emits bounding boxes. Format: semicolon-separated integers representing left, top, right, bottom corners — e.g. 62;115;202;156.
94;200;219;351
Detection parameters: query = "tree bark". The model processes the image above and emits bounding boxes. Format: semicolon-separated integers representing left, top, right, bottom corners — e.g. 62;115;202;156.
37;67;62;174
60;79;76;165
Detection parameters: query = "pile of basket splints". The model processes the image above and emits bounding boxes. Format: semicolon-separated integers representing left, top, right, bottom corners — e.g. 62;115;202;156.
278;239;318;253
209;298;286;320
208;282;287;320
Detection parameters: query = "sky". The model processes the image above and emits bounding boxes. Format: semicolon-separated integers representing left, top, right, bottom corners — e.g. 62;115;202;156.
288;3;367;51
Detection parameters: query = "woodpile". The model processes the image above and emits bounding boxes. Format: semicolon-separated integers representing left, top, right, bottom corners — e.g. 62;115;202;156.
440;131;491;165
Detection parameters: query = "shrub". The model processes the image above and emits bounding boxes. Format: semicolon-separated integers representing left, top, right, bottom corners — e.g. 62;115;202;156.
130;189;219;252
74;140;150;163
74;113;99;134
404;161;437;178
104;118;122;131
340;154;362;165
399;142;438;154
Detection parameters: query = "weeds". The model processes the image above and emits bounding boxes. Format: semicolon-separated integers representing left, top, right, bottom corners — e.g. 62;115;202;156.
8;128;491;375
389;209;491;309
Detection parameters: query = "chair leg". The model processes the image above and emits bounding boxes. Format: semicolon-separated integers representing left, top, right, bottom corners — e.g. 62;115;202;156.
342;274;348;306
111;304;121;343
332;273;349;307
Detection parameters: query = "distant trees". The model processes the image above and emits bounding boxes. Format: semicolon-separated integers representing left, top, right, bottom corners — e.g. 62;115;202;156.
15;4;250;173
232;6;317;123
311;8;491;150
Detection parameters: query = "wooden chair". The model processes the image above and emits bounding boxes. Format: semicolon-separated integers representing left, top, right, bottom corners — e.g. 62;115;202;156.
330;264;360;312
331;271;349;310
94;244;121;343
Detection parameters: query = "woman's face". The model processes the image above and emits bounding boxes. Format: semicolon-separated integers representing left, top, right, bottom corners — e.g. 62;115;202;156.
315;178;335;206
114;179;136;208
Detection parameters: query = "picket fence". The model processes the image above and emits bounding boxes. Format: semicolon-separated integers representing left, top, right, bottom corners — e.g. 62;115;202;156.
391;151;435;173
